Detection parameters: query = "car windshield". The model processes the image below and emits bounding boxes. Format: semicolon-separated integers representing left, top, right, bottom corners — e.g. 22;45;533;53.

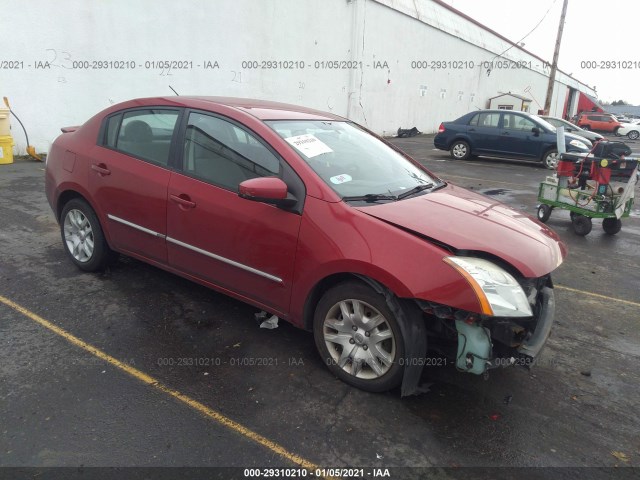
266;120;441;201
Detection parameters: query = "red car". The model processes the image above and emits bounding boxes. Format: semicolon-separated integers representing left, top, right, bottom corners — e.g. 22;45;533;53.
45;97;566;395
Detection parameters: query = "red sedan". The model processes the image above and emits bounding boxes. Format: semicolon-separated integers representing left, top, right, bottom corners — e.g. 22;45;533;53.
45;97;566;395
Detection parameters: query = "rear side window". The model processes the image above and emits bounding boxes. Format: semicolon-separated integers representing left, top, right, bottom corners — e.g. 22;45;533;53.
102;109;180;166
478;113;500;128
104;115;121;147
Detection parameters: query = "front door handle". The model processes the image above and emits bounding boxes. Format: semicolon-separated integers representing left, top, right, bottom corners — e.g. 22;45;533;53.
91;163;111;176
170;194;196;209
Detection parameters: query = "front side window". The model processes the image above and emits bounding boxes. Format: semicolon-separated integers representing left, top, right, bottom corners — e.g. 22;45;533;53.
182;112;280;191
503;114;535;131
104;109;179;166
266;120;440;200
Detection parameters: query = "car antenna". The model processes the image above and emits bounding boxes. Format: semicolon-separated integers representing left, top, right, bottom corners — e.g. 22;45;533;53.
169;85;179;96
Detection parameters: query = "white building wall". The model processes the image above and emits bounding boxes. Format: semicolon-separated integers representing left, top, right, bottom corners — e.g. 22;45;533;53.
0;0;596;153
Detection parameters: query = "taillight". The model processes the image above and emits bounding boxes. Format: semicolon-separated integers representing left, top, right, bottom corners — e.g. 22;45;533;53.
438;123;446;133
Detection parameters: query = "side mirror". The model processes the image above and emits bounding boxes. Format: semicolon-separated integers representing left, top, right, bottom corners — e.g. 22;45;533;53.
531;127;541;136
238;177;297;208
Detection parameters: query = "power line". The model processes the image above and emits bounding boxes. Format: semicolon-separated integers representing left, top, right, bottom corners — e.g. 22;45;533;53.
489;0;559;62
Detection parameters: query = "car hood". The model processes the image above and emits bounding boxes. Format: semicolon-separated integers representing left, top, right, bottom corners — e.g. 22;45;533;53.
354;184;566;278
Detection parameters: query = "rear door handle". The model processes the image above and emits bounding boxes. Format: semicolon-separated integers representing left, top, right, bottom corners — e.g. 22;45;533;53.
170;194;196;209
91;163;111;176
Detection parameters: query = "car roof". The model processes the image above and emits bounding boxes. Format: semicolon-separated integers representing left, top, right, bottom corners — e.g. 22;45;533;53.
119;96;344;122
471;109;537;116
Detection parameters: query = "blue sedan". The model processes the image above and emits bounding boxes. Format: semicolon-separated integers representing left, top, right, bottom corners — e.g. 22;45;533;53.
434;110;591;169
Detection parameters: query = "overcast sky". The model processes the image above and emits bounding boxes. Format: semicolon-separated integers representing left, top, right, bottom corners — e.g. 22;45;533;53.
440;0;640;106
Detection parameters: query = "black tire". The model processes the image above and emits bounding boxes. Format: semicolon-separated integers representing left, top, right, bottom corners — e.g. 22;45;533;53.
60;198;112;272
628;130;639;140
572;215;592;236
602;218;622;235
542;149;559;170
449;140;471;160
313;281;405;392
613;127;620;136
537;204;552;223
581;125;590;131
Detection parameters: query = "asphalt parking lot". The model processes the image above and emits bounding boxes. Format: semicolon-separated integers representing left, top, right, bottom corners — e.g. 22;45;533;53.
1;134;639;479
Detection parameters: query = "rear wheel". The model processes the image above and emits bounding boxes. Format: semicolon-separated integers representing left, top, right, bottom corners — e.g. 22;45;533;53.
313;281;405;392
572;214;592;236
628;130;639;140
450;140;471;160
602;218;622;235
542;149;559;170
537;204;552;223
581;125;590;131
60;198;112;272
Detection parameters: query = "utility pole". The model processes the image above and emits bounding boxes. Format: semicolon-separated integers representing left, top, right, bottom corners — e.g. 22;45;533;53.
544;0;569;115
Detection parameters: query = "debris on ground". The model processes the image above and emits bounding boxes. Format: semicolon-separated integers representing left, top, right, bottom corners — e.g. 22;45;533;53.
396;127;421;138
503;395;513;406
255;311;279;329
611;451;629;462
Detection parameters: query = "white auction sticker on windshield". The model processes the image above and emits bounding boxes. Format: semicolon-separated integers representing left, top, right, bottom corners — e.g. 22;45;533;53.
285;134;333;158
330;174;352;184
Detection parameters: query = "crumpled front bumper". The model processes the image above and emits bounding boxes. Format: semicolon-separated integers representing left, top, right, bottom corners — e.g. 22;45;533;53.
517;286;555;359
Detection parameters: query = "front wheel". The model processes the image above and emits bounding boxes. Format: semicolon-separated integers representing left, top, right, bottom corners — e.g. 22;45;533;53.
313;282;405;392
602;218;622;235
542;149;559;170
60;198;112;272
572;214;592;236
450;140;471;160
628;130;639;140
537;204;552;222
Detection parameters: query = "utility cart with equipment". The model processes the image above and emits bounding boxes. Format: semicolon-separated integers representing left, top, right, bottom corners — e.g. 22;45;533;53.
536;141;638;236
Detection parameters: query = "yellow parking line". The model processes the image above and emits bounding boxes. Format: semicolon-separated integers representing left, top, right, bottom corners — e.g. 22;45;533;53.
555;285;640;308
0;294;321;473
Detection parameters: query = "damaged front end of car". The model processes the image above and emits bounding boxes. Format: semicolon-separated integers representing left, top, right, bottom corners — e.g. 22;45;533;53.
417;257;556;377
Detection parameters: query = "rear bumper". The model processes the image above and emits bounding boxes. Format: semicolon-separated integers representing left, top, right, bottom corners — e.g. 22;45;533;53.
433;134;448;150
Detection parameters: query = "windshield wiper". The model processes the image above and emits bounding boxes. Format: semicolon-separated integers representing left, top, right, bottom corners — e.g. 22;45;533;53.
396;183;434;200
342;193;398;203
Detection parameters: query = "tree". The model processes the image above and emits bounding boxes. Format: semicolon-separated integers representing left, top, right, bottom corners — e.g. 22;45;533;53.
611;100;628;106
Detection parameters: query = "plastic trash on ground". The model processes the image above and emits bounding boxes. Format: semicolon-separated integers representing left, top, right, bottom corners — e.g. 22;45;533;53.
255;311;279;329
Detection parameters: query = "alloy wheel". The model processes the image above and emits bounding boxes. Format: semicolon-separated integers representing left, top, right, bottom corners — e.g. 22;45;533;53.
322;298;396;379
